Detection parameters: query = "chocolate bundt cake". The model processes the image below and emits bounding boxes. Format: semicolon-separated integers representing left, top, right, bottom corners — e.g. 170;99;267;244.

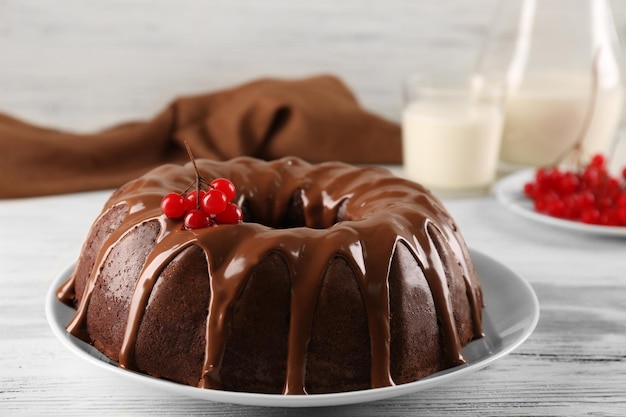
57;156;483;395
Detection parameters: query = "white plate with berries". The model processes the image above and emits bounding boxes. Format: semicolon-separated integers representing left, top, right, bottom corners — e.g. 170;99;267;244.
494;160;626;237
46;249;539;407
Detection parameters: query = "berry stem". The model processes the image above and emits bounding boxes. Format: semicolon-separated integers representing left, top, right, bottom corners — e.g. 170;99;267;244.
185;141;203;209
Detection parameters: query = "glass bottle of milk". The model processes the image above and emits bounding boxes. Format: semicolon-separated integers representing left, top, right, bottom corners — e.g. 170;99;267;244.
481;0;624;169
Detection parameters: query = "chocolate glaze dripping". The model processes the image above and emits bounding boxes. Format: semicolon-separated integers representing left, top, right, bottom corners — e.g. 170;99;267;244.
118;226;196;370
57;156;484;394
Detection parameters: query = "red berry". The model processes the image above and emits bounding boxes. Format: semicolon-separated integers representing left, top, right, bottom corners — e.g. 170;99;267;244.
605;178;621;199
558;172;580;195
214;202;243;224
547;198;566;218
582;166;602;188
590;153;606;168
185;190;206;211
581;208;601;224
595;193;610;208
161;193;186;219
210;178;236;203
201;189;228;215
600;209;619;226
622;166;626;180
579;190;595;208
535;167;555;191
618;207;626;225
184;209;211;229
561;195;580;220
524;182;537;198
535;167;549;183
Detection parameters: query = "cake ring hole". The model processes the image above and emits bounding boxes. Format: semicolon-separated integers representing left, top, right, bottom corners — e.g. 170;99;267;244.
239;189;349;230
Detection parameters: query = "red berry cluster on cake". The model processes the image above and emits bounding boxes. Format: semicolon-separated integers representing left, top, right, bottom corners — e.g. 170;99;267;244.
161;177;243;229
159;144;243;229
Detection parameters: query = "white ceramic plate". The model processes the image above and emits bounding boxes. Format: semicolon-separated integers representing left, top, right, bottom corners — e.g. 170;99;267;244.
46;249;539;408
494;169;626;237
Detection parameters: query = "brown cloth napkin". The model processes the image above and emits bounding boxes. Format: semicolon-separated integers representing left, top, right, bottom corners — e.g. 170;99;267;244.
0;75;401;198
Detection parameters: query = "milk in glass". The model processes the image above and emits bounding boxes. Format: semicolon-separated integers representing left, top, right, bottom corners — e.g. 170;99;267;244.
402;95;503;191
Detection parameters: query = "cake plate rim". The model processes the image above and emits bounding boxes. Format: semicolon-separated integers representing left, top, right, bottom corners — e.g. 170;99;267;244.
46;248;540;408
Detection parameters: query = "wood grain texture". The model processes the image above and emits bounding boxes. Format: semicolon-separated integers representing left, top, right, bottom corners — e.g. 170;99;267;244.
1;191;625;416
2;0;626;415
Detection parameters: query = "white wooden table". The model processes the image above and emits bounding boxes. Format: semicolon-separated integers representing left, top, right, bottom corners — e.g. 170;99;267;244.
1;187;625;416
1;0;626;415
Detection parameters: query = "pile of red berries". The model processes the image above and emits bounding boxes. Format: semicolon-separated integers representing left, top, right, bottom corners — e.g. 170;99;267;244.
523;154;626;226
160;177;243;229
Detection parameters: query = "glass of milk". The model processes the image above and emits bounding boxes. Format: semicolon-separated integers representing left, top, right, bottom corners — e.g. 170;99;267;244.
402;73;504;196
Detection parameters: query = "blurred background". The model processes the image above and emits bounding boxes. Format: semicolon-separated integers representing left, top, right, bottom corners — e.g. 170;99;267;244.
0;0;624;138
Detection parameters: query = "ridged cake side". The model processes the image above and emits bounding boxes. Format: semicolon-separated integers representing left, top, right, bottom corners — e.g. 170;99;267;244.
57;156;483;394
